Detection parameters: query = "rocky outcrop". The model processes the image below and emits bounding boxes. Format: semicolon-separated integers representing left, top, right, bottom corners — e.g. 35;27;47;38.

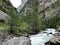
45;33;60;45
45;41;60;45
0;30;31;45
0;36;31;45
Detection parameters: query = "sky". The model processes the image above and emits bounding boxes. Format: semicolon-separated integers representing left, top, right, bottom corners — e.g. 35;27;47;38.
10;0;22;8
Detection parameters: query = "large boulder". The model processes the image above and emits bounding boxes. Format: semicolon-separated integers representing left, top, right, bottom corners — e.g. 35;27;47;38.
1;36;31;45
45;33;60;45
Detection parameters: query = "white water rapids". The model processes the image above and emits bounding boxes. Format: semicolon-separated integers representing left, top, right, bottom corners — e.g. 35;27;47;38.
30;28;58;45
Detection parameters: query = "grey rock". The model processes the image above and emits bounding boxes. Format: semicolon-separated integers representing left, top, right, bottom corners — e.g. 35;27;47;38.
1;36;31;45
45;33;60;45
17;0;28;12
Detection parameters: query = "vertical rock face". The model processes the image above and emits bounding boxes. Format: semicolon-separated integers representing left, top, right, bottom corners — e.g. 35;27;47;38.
17;0;28;12
20;0;57;19
38;0;57;11
1;36;31;45
38;0;57;19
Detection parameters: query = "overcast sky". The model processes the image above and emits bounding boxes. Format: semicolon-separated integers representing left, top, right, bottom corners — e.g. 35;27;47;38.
10;0;22;8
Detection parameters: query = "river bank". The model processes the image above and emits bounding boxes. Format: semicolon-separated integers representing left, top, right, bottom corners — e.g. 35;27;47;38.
0;30;31;45
0;29;60;45
45;33;60;45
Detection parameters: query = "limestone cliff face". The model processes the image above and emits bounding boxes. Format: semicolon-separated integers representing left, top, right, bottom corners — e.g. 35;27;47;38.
0;0;58;18
20;0;57;19
38;0;57;10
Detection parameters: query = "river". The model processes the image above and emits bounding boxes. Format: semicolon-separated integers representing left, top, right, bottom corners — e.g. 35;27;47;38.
30;28;58;45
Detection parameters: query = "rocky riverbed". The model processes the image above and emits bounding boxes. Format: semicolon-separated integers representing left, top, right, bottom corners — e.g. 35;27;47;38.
45;33;60;45
2;36;31;45
0;30;31;45
0;29;60;45
0;36;31;45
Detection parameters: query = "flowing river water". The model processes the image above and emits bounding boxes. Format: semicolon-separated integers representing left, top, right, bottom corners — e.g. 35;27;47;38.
9;1;59;45
30;28;58;45
0;28;59;45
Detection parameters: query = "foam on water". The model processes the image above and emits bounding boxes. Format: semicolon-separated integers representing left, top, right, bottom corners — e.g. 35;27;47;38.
30;28;58;45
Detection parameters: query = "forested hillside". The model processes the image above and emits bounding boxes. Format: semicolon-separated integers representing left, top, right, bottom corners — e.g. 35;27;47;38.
0;0;60;36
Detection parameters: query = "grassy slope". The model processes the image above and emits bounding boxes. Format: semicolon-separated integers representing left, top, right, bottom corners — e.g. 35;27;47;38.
0;22;9;30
